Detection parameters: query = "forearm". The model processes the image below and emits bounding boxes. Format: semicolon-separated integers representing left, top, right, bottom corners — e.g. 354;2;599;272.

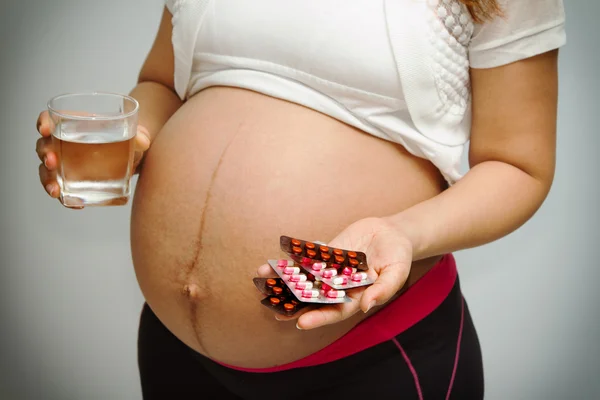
129;80;182;142
386;161;553;261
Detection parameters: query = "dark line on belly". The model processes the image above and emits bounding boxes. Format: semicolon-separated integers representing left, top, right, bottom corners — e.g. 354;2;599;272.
185;128;241;277
183;125;244;350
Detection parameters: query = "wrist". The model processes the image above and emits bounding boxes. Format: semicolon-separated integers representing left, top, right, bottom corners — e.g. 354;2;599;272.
382;212;428;261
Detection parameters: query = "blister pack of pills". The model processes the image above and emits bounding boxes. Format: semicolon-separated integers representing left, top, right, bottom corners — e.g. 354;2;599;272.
280;236;375;290
253;277;309;316
255;236;376;316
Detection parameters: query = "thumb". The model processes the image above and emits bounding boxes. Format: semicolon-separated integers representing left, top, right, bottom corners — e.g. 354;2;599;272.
134;125;151;153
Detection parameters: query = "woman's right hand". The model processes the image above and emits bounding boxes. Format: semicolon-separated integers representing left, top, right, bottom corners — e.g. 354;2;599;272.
35;111;151;201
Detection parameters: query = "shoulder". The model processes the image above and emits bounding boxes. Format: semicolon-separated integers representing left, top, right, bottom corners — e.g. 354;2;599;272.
468;0;566;69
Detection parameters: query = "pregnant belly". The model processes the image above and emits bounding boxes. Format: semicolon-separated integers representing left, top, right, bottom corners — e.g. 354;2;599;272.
130;87;446;368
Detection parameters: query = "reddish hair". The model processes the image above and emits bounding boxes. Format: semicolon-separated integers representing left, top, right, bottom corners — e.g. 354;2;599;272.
458;0;503;22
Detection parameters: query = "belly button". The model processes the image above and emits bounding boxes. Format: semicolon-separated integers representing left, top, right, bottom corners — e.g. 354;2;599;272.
181;283;207;301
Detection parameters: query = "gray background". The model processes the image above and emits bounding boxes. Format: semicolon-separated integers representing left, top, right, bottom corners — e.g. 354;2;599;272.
1;1;598;399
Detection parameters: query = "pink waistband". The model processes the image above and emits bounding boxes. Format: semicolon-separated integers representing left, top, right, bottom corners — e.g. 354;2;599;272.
218;254;458;373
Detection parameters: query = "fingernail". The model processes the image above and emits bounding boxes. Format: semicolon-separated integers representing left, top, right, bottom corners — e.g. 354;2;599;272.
365;301;376;313
296;322;303;330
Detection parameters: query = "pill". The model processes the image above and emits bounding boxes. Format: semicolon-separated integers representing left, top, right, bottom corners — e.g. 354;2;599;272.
321;253;331;262
312;262;326;271
291;239;302;247
295;281;313;290
321;283;332;292
326;290;346;298
305;242;316;250
284;303;295;311
301;257;313;265
349;258;359;267
266;278;277;287
306;249;317;258
289;274;307;282
352;272;368;282
333;249;343;256
302;289;319;298
332;276;348;285
277;259;294;268
291;300;299;305
273;287;283;295
335;255;345;264
283;266;300;275
319;245;329;253
292;246;302;255
322;268;338;278
347;251;357;259
342;267;353;276
270;297;281;305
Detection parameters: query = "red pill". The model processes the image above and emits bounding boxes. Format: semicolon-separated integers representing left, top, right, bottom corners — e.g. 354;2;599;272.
342;267;353;276
322;268;337;278
270;297;281;305
266;278;277;287
291;239;302;247
291;300;299;305
307;249;317;258
335;255;345;264
326;290;346;299
305;242;316;250
347;251;357;259
352;272;368;282
319;245;329;253
277;259;294;268
332;276;348;285
321;283;332;292
321;253;331;262
333;249;343;256
312;262;326;271
292;246;302;255
289;274;307;283
273;287;283;295
349;258;359;267
284;303;295;312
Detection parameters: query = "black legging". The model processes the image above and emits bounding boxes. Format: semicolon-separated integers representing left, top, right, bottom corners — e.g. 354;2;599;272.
137;278;484;399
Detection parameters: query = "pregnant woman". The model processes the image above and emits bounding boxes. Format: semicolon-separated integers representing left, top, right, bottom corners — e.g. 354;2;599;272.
36;0;566;398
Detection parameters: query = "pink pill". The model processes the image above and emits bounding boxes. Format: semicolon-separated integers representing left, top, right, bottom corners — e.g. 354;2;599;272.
283;266;300;275
277;259;293;268
289;274;307;282
342;267;353;276
326;290;346;299
351;272;368;282
322;268;338;279
302;289;319;298
312;262;326;271
322;283;333;292
332;276;348;285
295;281;313;290
302;257;312;265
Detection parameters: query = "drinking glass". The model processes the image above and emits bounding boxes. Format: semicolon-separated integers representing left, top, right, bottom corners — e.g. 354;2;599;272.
47;92;139;208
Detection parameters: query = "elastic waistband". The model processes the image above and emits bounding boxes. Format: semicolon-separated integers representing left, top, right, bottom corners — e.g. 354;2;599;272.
218;254;458;373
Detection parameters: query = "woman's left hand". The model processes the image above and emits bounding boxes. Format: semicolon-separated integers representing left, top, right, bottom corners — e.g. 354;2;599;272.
256;217;414;330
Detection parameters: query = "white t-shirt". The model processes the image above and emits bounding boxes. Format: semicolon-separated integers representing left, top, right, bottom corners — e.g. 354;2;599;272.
165;0;566;184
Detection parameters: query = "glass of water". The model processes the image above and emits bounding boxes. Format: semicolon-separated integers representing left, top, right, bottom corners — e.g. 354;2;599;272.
47;92;139;208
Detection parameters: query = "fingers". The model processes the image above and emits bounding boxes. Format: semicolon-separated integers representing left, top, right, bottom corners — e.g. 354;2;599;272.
37;111;55;137
359;261;410;313
133;125;151;170
296;298;362;330
35;136;58;168
39;163;58;198
256;263;278;278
